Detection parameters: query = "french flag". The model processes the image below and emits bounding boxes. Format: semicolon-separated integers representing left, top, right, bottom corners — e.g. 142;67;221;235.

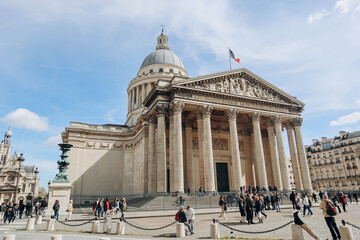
229;48;240;63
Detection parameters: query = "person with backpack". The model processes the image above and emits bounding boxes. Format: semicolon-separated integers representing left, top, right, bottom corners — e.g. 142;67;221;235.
319;194;341;240
338;192;347;212
218;195;227;220
52;200;60;220
40;198;47;215
175;206;193;235
293;205;320;239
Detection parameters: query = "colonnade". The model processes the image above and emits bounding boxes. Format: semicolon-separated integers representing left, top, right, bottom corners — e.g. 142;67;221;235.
128;83;154;112
147;102;313;194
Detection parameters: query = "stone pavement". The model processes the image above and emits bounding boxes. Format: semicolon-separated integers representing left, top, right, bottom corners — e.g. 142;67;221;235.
0;203;359;239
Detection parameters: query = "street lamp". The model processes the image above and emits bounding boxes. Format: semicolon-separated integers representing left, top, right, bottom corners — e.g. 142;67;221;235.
32;168;39;201
14;153;25;202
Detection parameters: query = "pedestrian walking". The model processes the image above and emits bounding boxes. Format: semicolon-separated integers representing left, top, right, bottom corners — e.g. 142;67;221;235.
290;191;296;209
120;198;127;220
353;193;358;204
319;194;341;240
218;195;227;220
40;198;47;215
275;193;281;212
18;200;25;219
237;198;246;222
245;194;254;224
293;205;320;239
52;200;60;220
66;200;73;221
185;205;195;234
338;192;347;212
312;192;318;203
25;200;33;218
303;194;314;216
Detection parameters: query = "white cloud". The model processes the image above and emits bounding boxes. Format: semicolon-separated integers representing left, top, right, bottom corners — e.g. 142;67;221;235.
335;0;360;13
307;10;331;24
43;134;62;146
356;99;360;108
0;108;48;131
330;112;360;126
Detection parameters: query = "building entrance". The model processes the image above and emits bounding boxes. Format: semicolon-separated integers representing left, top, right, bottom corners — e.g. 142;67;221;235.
216;163;230;192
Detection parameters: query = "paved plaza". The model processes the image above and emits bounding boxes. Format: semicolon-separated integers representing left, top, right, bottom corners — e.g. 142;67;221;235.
0;202;359;240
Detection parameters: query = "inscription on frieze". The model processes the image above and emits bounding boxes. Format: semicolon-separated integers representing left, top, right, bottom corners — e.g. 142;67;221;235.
192;137;228;150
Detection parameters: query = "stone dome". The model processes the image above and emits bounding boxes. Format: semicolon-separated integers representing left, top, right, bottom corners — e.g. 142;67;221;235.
140;49;184;69
139;30;185;70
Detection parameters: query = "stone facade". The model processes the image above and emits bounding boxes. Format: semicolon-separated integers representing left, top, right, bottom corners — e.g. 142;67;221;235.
62;32;312;204
306;131;360;191
0;127;39;202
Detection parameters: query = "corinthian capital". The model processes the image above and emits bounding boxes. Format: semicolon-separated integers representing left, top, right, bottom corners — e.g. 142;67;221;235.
249;112;261;122
155;104;168;116
273;115;283;124
292;117;303;127
200;105;213;117
170;101;184;114
226;109;239;121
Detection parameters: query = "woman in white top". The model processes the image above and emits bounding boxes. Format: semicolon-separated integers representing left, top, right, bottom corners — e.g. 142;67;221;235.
67;200;73;221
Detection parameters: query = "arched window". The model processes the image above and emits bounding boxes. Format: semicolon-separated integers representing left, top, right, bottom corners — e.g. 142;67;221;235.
149;69;153;73
159;68;163;72
169;69;173;73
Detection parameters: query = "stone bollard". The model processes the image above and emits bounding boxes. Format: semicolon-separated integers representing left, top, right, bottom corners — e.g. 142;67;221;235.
116;222;125;235
50;235;62;240
26;217;36;230
339;226;354;240
103;213;112;234
291;224;304;240
3;235;16;240
46;219;55;231
176;222;185;238
210;223;220;239
35;215;42;225
91;220;100;233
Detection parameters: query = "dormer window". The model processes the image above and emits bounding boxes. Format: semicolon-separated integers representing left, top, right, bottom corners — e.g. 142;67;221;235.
169;69;173;73
159;68;163;72
149;69;153;73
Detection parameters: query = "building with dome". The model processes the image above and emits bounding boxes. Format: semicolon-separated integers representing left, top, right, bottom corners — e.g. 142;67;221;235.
0;127;40;203
62;31;312;204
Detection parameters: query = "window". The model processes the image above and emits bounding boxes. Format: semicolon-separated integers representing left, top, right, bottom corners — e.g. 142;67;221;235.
1;155;6;165
323;141;332;150
22;184;25;192
169;69;173;73
159;68;163;72
149;69;153;73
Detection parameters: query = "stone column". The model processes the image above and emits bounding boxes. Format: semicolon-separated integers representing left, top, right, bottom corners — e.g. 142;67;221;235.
196;111;204;189
172;102;185;193
293;117;313;192
169;112;174;193
147;116;156;193
185;119;195;193
156;104;167;193
146;83;151;96
128;91;131;112
226;109;243;191
266;121;283;191
274;115;291;191
201;106;216;192
285;123;303;190
135;86;139;109
141;84;146;106
131;89;134;111
250;112;268;189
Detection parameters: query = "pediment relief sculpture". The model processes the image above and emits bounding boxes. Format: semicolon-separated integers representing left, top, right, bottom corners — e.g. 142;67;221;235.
181;74;299;105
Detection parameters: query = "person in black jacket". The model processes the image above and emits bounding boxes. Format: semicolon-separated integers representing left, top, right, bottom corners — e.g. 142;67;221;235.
53;200;60;220
293;205;320;239
18;200;25;219
237;198;246;222
245;194;254;224
25;200;33;218
176;207;193;234
290;191;296;209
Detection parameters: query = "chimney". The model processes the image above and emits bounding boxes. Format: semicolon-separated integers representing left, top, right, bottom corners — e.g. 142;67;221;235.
321;137;327;141
312;139;318;144
339;131;347;138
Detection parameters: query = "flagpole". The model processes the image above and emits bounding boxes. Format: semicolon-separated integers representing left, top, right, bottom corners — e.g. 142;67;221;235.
228;47;232;71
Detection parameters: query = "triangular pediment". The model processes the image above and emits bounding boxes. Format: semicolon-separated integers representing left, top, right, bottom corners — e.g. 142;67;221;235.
176;68;304;107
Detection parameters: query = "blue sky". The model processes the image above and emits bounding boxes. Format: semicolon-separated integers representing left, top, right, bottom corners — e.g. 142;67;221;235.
1;0;360;188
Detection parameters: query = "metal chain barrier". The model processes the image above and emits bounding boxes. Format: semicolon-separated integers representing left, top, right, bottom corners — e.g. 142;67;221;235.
123;218;176;231
342;220;360;231
55;217;97;227
215;219;294;234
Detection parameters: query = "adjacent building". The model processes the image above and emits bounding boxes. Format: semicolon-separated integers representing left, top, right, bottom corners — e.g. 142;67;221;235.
306;131;360;191
62;31;312;204
0;127;40;202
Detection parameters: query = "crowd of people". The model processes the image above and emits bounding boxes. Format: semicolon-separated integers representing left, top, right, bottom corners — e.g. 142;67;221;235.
0;198;48;224
92;197;127;220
